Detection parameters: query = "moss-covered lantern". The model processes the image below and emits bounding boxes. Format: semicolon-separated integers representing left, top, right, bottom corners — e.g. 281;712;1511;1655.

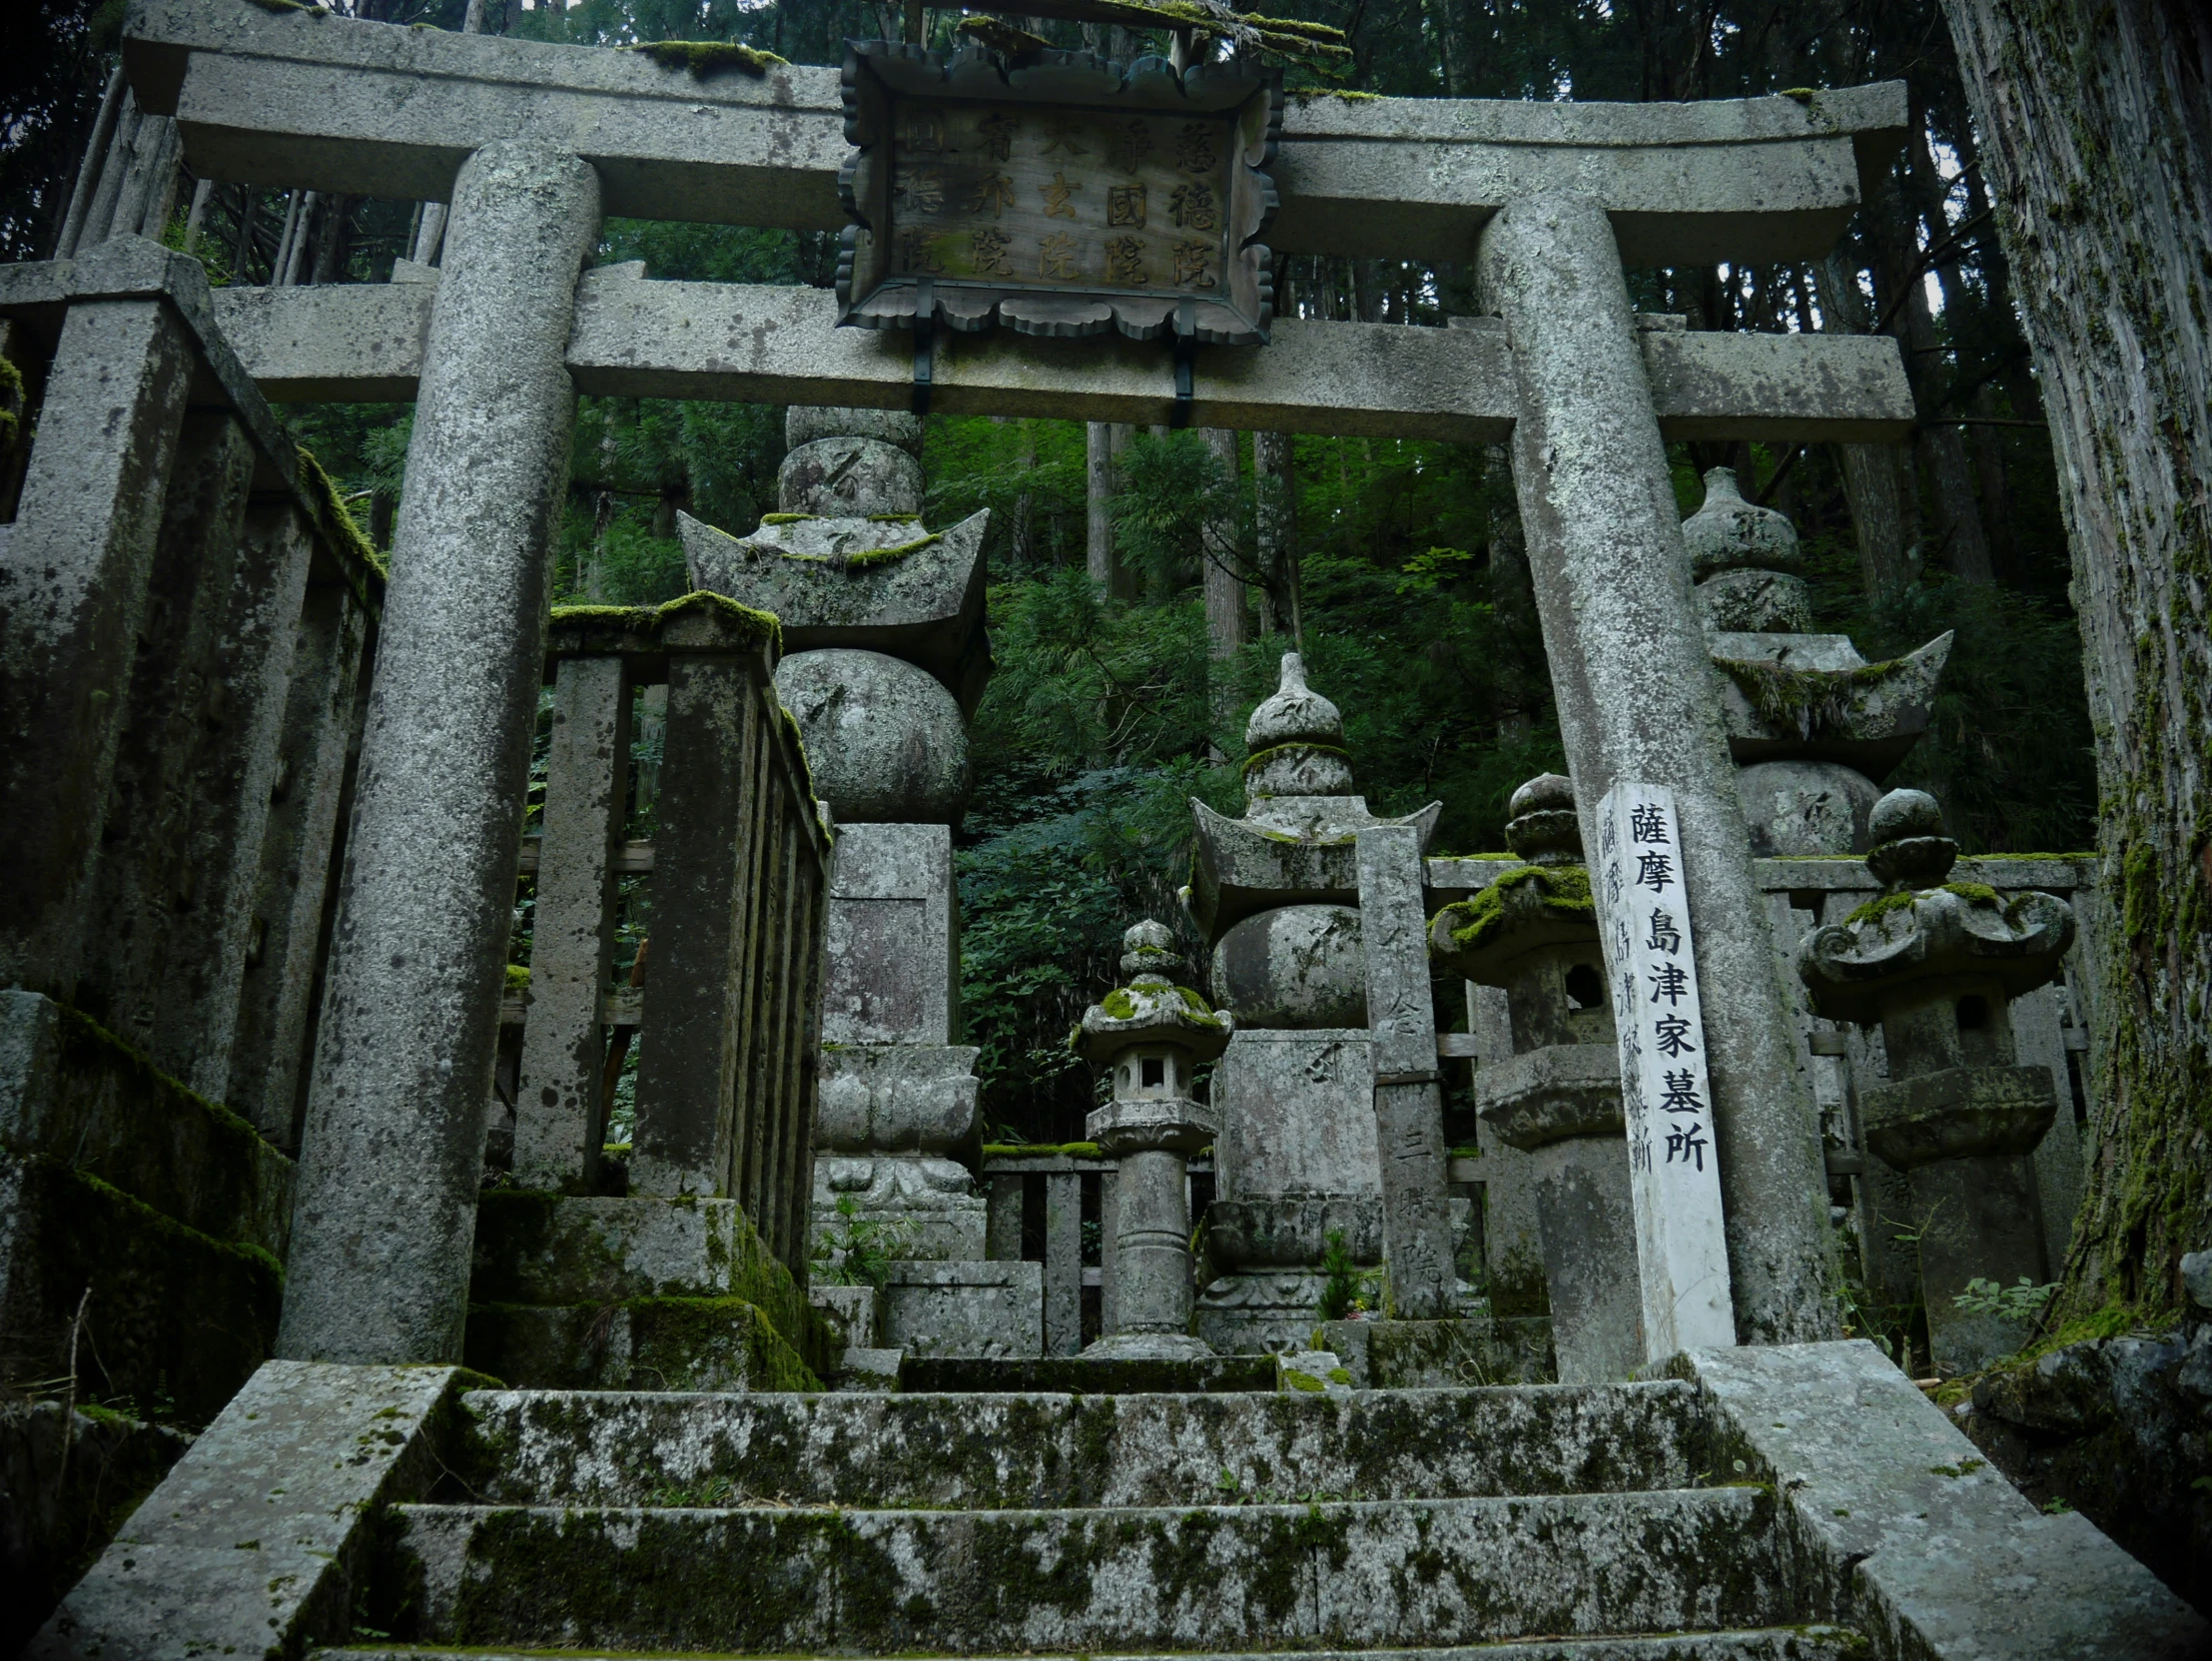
1075;920;1232;1360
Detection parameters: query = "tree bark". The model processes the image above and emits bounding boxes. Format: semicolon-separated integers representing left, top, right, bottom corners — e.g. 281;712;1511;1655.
1816;255;1915;596
1200;427;1248;746
1940;0;2212;1320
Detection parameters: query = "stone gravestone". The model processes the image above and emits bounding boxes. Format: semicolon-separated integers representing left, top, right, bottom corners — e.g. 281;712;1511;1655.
1592;781;1737;1361
684;407;1040;1358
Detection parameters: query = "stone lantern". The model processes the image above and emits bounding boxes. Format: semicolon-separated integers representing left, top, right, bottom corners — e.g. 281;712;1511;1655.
1076;921;1232;1361
1798;788;2074;1371
1430;773;1641;1382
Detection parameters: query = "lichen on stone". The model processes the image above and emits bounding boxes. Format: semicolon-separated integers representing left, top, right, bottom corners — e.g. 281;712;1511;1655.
627;40;788;77
1240;741;1351;779
777;532;941;570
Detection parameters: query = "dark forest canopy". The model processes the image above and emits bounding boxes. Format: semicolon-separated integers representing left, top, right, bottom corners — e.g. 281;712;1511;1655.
3;0;2096;1148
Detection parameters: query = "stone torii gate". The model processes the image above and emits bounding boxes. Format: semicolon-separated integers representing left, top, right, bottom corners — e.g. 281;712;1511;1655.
109;0;1914;1362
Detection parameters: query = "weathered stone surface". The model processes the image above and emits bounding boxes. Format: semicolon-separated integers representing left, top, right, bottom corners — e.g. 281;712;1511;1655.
775;647;970;824
1477;1044;1625;1150
878;1259;1043;1358
0;990;293;1254
681;506;991;713
215;275;1914;443
808;1282;879;1351
1698;568;1813;633
458;1378;1702;1505
901;1353;1274;1393
338;1635;1860;1661
1735;758;1878;857
813;1151;988;1261
463;1296;820;1393
1527;1137;1645;1385
1857;1063;2058;1169
28;1360;468;1661
1211;903;1367;1027
280;143;601;1365
1676;1339;2206;1659
1682;465;1804;578
393;1485;1786;1651
130;0;1900;254
1478;193;1836;1347
469;1192;817;1361
779;434;922;516
815;1043;981;1154
821;821;961;1046
1210;1030;1381;1205
0;1399;191;1655
1319;1313;1559;1386
787;405;923;455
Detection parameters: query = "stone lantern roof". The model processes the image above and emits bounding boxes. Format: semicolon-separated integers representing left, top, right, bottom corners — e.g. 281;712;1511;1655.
1428;773;1599;986
1797;789;2075;1027
1075;921;1233;1065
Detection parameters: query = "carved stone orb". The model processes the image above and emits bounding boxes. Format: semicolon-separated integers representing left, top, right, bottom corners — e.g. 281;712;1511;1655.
774;647;970;824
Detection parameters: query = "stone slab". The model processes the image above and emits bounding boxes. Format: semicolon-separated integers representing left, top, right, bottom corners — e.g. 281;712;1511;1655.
822;822;961;1047
0;990;294;1255
127;0;1901;260
1212;1029;1381;1203
329;1634;1866;1661
901;1354;1278;1393
28;1360;468;1661
468;1193;823;1371
0;1151;283;1427
1675;1339;2207;1658
462;1297;821;1392
458;1378;1702;1507
1316;1315;1556;1388
208;274;1915;443
879;1259;1043;1359
393;1486;1788;1651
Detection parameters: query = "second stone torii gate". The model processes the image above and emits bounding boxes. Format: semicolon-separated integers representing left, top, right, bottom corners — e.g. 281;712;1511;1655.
115;0;1914;1360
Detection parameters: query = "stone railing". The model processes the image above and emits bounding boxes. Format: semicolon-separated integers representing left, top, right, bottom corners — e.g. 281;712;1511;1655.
507;595;833;1282
1433;852;2104;1323
978;1147;1218;1356
0;236;383;1412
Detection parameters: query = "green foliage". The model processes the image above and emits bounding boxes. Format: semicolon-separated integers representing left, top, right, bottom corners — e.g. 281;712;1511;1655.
810;1195;917;1290
1953;1276;2058;1319
1317;1229;1378;1320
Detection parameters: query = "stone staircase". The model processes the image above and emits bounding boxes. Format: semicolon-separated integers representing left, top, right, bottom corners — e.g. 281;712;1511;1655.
343;1379;1851;1660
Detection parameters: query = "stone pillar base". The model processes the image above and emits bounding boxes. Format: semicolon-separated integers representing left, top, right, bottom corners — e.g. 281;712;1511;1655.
1195;1270;1329;1353
812;1153;988;1262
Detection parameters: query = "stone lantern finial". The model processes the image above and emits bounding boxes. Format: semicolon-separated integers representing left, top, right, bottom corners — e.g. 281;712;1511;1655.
1504;772;1581;866
1075;921;1231;1362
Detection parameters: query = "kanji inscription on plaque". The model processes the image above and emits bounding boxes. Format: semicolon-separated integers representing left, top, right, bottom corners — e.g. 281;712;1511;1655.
838;42;1280;344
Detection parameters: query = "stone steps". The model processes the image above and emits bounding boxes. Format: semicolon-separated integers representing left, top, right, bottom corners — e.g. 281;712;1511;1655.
391;1486;1788;1653
454;1381;1708;1508
328;1632;1865;1661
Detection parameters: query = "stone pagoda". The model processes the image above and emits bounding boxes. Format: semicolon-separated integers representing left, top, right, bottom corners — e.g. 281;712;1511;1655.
1687;466;1952;855
683;406;1038;1355
1184;652;1443;1351
1075;920;1231;1361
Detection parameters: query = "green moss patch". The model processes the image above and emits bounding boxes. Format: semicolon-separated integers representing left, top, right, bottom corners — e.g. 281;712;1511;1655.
981;1142;1103;1160
627;40;787;77
777;532;941;570
1241;741;1351;779
1433;864;1594;956
1717;653;1920;739
1843;881;2008;929
295;445;384;578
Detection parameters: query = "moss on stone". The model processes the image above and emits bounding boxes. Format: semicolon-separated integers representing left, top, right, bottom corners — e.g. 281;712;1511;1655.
1433;864;1594;955
654;588;781;644
1717;652;1920;739
295;445;384;577
504;964;530;992
1843;881;2009;929
760;511;818;524
981;1142;1104;1160
627;40;788;76
777;532;941;569
867;511;922;523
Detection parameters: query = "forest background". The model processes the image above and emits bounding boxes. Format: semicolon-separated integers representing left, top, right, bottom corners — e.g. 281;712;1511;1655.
1;0;2096;1147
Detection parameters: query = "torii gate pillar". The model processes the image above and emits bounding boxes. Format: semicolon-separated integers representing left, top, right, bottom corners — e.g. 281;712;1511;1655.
1479;195;1838;1345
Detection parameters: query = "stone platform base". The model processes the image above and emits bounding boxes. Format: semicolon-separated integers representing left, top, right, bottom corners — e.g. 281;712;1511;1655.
900;1352;1277;1393
468;1192;833;1380
1194;1269;1328;1354
464;1297;819;1391
880;1259;1042;1358
1318;1314;1557;1387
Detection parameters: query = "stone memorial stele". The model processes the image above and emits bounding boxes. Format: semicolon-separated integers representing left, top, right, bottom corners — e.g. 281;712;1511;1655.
1797;787;2074;1371
1429;773;1643;1382
1184;651;1442;1351
1075;919;1230;1360
1591;780;1738;1361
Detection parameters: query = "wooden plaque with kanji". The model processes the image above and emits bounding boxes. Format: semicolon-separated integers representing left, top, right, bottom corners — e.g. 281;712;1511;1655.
838;42;1280;345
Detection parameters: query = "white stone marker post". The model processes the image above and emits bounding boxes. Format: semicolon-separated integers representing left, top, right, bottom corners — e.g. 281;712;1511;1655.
279;142;602;1364
1478;193;1837;1345
1593;782;1736;1358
